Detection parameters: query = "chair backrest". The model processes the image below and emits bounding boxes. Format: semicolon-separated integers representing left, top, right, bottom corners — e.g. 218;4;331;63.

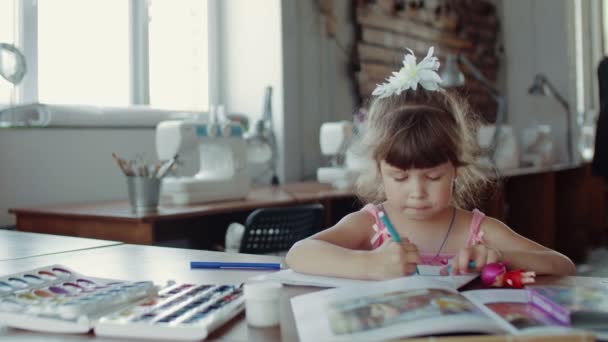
239;203;324;254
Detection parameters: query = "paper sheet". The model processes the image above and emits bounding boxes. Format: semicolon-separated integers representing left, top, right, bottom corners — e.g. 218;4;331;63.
251;266;478;289
291;277;500;342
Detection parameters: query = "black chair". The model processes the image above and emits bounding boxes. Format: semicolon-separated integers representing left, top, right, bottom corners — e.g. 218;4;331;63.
239;203;324;254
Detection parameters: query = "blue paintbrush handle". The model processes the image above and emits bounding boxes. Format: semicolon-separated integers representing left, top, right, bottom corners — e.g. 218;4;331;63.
190;261;281;270
447;260;476;273
378;211;401;243
379;211;420;275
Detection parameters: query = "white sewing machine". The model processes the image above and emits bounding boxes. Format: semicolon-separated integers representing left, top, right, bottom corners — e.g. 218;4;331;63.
316;121;361;189
156;120;250;205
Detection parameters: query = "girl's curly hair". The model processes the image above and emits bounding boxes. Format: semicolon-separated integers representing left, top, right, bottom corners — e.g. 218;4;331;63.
353;88;492;209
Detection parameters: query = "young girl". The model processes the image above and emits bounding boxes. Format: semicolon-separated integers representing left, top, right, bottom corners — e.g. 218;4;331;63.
286;47;575;280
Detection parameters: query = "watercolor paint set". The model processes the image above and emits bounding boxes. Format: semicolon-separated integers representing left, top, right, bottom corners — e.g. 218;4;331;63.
0;265;245;341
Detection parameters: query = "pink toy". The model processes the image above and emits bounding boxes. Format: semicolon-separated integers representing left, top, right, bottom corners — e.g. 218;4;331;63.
480;262;536;289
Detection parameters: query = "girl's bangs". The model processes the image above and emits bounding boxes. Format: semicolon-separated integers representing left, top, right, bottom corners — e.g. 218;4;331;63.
383;115;459;170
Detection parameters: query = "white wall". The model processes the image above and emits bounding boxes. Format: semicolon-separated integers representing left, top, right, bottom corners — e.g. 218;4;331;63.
501;0;570;163
218;0;357;183
284;0;357;181
219;0;282;124
500;0;602;165
0;129;156;225
218;0;288;183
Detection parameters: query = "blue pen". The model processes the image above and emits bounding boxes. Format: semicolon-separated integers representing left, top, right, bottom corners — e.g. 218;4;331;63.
190;261;281;270
378;211;420;275
447;260;476;274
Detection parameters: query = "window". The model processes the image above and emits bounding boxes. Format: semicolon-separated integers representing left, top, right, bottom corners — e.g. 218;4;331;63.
6;0;211;111
38;0;130;106
148;0;208;111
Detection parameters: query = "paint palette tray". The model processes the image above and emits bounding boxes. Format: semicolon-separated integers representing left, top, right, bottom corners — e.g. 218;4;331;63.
94;281;244;341
0;265;245;341
0;264;157;333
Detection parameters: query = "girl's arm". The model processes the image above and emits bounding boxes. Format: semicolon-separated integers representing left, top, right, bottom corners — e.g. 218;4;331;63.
483;218;576;276
286;210;421;280
285;211;378;279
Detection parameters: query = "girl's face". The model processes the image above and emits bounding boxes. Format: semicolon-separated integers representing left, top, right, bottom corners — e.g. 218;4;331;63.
380;161;456;220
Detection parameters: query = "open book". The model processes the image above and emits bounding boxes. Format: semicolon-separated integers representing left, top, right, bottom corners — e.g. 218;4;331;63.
253;264;478;289
291;277;587;342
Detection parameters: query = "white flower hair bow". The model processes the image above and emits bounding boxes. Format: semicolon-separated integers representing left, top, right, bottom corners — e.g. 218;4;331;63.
372;47;442;99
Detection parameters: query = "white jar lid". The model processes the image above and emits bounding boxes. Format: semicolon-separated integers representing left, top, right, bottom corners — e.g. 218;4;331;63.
243;281;283;300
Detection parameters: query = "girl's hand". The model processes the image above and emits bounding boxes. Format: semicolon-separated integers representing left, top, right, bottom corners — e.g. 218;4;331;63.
451;244;502;275
369;238;421;279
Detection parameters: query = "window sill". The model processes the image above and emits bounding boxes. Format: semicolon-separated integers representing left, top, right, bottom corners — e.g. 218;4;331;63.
0;103;204;128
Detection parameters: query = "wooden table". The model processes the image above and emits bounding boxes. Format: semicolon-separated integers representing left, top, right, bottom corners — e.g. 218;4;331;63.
0;229;121;261
0;243;602;342
9;182;358;246
10;186;297;245
492;163;606;261
10;166;607;262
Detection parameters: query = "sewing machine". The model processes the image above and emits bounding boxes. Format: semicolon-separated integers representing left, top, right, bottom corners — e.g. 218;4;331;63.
316;121;361;189
156;120;250;205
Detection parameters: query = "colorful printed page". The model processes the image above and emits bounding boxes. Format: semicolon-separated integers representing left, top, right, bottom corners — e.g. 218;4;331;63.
291;277;503;342
527;286;608;339
463;289;578;336
252;265;478;289
530;285;608;315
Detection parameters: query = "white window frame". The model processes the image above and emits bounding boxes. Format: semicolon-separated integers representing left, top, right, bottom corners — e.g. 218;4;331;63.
207;0;221;108
18;0;37;103
12;0;219;109
130;0;149;105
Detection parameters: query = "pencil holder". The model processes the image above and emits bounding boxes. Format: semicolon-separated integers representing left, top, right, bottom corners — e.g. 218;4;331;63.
126;177;161;214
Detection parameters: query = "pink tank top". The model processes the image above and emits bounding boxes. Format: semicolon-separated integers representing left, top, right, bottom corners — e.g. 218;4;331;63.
362;204;486;266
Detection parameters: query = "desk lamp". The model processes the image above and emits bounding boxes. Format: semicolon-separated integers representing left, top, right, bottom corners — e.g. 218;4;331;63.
527;73;573;164
440;54;507;162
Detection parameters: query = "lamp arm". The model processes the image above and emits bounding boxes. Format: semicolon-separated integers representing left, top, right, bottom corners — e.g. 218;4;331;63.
489;96;507;160
539;76;573;164
542;79;571;114
459;55;501;99
458;55;507;161
261;123;280;185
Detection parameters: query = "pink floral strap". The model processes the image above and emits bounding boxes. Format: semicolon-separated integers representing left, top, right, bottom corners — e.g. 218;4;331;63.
362;204;390;248
371;223;391;248
465;209;486;246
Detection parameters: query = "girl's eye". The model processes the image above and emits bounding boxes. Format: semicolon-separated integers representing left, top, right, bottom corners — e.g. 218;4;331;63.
393;176;407;182
427;175;442;181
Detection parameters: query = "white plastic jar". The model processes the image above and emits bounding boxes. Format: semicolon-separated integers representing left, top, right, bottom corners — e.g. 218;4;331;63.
243;282;283;327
